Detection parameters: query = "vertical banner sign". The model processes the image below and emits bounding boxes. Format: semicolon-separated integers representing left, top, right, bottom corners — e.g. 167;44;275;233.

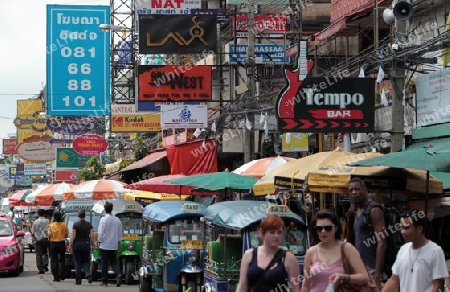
46;5;110;116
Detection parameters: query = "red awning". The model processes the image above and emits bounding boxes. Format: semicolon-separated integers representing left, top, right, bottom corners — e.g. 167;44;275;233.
120;151;167;172
313;17;347;42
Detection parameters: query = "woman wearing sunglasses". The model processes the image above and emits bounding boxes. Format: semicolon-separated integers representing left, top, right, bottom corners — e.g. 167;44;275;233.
301;210;369;292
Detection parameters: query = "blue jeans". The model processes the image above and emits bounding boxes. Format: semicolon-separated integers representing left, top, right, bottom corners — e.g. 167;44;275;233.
73;241;90;284
100;248;121;284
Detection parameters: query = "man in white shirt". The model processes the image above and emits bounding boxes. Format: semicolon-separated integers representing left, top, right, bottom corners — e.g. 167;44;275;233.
382;209;447;292
98;201;123;287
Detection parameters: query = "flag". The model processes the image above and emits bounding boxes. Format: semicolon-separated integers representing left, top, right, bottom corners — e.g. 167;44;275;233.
211;121;216;132
376;65;385;83
359;66;365;78
259;112;264;124
264;120;269;139
380;88;388;106
193;128;201;138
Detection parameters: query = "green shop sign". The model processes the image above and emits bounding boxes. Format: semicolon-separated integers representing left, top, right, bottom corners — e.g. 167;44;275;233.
56;148;90;169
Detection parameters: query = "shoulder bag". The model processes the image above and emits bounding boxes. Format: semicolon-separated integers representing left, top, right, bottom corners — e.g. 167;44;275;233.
249;247;286;292
339;242;376;292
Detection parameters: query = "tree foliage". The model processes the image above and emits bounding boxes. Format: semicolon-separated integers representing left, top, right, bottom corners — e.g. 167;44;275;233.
78;156;105;181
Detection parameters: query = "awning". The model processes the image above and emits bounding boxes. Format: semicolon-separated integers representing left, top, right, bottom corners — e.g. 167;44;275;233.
120;151;167;172
313;17;347;42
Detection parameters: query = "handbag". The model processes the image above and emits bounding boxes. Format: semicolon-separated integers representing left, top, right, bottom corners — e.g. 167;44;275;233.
249;247;286;292
339;242;376;292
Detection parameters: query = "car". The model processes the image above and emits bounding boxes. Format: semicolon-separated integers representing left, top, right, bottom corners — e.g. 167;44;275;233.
0;211;25;276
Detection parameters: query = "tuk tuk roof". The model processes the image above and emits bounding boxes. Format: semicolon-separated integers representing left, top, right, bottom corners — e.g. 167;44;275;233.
91;199;143;216
204;201;306;230
142;201;206;223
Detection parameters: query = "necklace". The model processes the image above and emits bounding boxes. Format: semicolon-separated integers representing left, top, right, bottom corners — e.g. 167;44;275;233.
409;245;423;273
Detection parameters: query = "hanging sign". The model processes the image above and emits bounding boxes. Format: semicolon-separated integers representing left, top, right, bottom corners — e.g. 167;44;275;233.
73;134;108;156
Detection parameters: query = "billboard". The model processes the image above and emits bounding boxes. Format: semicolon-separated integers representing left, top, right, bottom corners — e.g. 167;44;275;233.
138;15;217;54
2;139;17;155
161;104;207;128
226;43;289;64
111;113;161;132
138;65;212;102
136;0;201;15
231;14;287;38
46;5;110;116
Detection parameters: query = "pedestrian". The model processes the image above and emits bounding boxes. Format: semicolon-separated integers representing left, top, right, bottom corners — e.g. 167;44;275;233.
301;210;369;292
349;177;385;290
7;206;14;221
236;215;301;292
31;209;50;274
48;211;68;282
382;209;447;292
69;209;95;285
98;201;123;287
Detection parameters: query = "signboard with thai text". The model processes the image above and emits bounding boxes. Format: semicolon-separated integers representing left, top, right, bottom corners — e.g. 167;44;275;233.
2;139;17;155
46;5;110;116
138;65;212;102
138;15;217;54
135;0;201;15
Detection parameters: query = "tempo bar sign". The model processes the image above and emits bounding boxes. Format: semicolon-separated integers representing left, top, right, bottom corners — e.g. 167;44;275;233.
46;5;110;116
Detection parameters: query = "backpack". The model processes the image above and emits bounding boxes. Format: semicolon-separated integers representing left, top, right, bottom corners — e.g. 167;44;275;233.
362;201;404;278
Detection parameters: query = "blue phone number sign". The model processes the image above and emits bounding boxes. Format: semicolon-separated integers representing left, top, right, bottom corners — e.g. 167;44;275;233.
227;44;289;64
46;5;110;116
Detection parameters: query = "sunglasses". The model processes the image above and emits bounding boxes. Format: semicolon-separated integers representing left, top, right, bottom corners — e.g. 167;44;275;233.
314;225;334;232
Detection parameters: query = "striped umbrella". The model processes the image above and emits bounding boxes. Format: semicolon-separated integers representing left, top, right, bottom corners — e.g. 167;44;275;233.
62;179;128;200
25;182;74;205
9;189;34;206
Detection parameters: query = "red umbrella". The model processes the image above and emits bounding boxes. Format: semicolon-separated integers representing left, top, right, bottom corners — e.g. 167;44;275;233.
9;189;36;206
125;174;198;195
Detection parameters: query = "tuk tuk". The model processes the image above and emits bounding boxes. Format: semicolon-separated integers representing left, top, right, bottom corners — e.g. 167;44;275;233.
91;199;144;284
139;201;206;292
56;199;102;279
202;201;309;292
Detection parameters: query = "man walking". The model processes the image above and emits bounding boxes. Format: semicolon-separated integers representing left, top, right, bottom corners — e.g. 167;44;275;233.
98;201;123;287
31;209;50;274
348;177;385;291
382;209;447;292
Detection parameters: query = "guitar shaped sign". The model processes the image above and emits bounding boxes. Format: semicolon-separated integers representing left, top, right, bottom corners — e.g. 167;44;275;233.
276;40;314;120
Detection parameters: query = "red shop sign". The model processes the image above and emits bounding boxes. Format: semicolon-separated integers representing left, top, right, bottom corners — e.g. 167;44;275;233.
73;134;108;156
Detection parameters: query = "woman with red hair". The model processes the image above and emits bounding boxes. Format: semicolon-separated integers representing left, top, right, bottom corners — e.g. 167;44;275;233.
236;215;300;292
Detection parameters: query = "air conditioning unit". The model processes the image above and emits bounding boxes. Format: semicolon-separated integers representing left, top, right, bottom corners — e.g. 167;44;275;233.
351;133;370;144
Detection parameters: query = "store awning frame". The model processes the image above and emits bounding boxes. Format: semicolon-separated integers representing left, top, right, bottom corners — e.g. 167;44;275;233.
120;150;167;172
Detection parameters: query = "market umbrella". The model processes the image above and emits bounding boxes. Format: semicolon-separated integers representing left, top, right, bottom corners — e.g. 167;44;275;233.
125;174;197;195
123;190;190;206
9;189;34;206
164;171;258;192
25;182;74;205
349;144;450;216
232;156;296;178
252;149;361;195
62;179;128;200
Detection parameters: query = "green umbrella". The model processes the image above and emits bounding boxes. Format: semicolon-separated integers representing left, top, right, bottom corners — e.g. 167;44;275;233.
164;172;258;192
349;144;450;217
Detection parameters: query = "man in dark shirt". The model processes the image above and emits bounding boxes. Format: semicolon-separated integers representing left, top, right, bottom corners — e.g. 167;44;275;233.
349;177;385;291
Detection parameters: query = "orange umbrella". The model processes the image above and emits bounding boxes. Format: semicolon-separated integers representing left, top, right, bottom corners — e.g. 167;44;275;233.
26;183;74;205
62;179;128;200
233;156;296;178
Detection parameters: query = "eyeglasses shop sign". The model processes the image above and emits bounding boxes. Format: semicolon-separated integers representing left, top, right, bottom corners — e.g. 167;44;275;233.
161;104;208;128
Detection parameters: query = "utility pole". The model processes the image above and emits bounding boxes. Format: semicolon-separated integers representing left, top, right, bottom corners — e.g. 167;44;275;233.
391;17;407;152
244;0;256;163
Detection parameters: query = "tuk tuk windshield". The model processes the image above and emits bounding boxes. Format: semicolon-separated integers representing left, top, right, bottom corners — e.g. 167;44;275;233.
248;221;307;256
167;218;204;244
120;216;143;235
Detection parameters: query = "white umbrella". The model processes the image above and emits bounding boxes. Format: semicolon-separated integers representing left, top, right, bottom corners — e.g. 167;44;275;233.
62;179;128;200
25;183;74;205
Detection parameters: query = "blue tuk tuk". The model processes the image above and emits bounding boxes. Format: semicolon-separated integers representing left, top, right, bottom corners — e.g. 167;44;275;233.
202;201;309;292
139;201;206;292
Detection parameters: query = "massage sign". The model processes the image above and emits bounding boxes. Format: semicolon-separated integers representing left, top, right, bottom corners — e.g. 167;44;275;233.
276;41;375;132
72;134;108;156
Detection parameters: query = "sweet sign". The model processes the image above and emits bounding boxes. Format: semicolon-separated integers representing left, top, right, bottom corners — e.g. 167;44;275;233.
73;134;108;156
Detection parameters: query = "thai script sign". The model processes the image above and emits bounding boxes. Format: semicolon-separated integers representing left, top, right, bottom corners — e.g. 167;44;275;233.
2;139;17;155
135;0;201;15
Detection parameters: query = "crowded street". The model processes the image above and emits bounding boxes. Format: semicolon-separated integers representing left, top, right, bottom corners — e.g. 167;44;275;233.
0;251;137;292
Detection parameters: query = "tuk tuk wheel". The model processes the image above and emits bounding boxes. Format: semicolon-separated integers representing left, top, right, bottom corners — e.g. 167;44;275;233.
125;261;135;285
139;275;154;292
90;262;99;281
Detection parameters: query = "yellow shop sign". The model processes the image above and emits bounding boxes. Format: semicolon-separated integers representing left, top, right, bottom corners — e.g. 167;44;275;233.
111;113;161;132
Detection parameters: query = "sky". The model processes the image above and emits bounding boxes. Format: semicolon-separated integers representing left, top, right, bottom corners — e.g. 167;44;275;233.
0;0;108;152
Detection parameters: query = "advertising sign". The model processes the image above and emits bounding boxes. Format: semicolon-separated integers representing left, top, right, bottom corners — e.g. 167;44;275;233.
46;5;110;116
191;9;230;24
56;148;90;168
46;116;97;135
138;65;212;102
111;113;161;132
416;67;450;127
231;14;287;38
138;15;217;54
281;133;308;152
54;169;79;182
73;134;108;156
226;43;288;64
161;104;207;128
14;115;47;131
16;135;57;162
2;139;17;155
136;0;201;15
23;164;47;176
17;99;44;145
